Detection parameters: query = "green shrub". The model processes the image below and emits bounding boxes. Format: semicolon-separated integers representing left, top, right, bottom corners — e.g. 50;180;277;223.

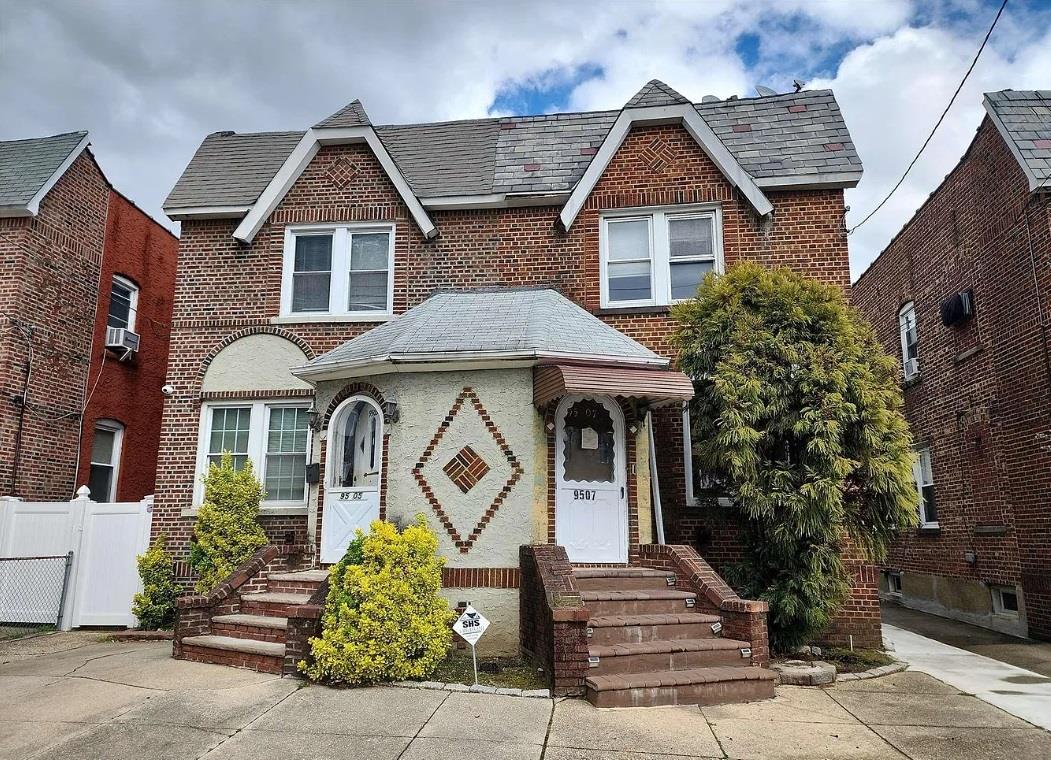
672;263;917;651
302;516;453;684
189;452;269;593
131;534;179;629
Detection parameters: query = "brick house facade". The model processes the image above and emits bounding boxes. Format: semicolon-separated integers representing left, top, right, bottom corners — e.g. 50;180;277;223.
0;132;178;503
159;80;880;646
853;91;1051;641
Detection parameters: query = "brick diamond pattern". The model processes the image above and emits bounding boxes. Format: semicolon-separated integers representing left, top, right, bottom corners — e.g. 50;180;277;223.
639;136;676;174
443;445;490;494
413;387;524;553
325;156;360;188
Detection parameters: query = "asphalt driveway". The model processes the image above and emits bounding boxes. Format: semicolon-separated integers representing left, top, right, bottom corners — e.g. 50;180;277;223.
1;633;1049;759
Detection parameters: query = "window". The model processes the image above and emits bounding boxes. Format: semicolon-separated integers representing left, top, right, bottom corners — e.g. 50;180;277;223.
88;420;123;501
281;224;395;319
912;446;938;527
329;399;382;489
601;207;722;308
108;275;138;332
991;585;1019;617
898;302;919;379
196;401;310;507
682;403;731;507
885;571;902;596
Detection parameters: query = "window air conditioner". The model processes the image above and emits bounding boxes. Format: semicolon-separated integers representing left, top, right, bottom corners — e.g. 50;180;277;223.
904;357;919;379
940;289;974;326
106;327;140;355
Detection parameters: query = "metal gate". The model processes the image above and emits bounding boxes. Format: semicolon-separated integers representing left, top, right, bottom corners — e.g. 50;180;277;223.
0;554;73;638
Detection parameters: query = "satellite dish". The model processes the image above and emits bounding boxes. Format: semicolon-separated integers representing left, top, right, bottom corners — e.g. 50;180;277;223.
755;85;777;97
701;95;720;103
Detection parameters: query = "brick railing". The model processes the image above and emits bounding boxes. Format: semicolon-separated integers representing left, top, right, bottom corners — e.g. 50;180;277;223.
519;544;590;696
637;544;769;666
172;543;309;660
283;576;328;676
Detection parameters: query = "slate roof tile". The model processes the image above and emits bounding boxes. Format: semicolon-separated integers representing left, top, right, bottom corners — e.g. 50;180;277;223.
0;131;88;208
985;90;1051;190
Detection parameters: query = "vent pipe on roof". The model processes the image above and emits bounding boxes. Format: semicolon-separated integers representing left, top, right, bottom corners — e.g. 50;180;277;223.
701;95;720;103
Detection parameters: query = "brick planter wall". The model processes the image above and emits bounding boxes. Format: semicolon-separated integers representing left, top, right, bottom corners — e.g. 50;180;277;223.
284;577;328;676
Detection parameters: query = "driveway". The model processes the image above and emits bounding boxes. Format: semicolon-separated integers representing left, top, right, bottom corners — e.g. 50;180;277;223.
1;634;1049;760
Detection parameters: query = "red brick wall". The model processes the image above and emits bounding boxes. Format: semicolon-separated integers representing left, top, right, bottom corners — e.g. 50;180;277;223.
75;192;178;501
0;152;109;499
156;123;875;643
853;116;1051;640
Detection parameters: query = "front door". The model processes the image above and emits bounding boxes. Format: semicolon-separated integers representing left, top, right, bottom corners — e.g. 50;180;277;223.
321;396;382;564
555;395;627;563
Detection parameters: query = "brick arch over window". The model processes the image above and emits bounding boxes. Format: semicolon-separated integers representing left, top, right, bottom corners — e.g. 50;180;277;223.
196;326;316;381
323;382;391;427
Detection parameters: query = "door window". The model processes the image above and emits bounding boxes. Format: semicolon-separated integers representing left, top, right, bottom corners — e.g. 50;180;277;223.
330;400;381;488
561;399;615;482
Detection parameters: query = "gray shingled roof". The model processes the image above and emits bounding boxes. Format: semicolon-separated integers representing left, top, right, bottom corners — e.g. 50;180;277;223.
314;99;371;129
985;90;1051;191
625;79;691;108
164;84;862;211
0;131;87;209
298;289;664;375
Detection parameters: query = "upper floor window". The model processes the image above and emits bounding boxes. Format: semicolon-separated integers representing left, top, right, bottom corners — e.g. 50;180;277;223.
88;419;124;502
280;223;395;319
898;302;919;379
600;207;722;308
913;445;937;527
108;275;138;332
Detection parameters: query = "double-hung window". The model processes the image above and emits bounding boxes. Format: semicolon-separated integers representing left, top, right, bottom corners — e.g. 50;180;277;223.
912;446;937;527
88;420;123;501
601;207;722;308
108;275;138;331
196;401;310;508
899;302;919;379
281;223;395;319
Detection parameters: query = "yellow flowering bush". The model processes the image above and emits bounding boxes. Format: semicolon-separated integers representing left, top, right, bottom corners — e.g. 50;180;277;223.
131;534;178;629
302;516;453;684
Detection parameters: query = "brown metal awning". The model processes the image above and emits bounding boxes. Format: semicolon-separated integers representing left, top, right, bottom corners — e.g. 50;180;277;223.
533;364;694;409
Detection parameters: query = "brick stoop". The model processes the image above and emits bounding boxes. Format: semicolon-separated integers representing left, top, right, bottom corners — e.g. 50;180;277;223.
576;566;775;708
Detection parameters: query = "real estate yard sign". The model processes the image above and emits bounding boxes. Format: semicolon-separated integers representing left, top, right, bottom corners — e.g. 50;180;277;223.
453;604;490;684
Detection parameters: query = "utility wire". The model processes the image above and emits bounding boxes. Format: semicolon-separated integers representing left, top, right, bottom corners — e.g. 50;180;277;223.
848;0;1009;235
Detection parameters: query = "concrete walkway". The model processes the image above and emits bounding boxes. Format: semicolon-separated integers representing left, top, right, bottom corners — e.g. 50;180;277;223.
1;634;1049;759
884;622;1051;732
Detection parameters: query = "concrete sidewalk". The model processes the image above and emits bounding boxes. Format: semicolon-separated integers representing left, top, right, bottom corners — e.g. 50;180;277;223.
1;634;1049;759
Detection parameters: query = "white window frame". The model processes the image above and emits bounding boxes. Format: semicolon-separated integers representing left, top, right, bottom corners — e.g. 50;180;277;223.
885;571;902;597
89;419;124;502
279;222;396;321
599;205;723;309
991;585;1019;618
109;275;139;332
683;403;698;506
898;301;919;379
193;399;311;512
913;445;938;528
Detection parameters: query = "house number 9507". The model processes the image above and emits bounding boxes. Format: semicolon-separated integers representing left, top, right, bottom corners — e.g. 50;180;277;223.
573;489;597;500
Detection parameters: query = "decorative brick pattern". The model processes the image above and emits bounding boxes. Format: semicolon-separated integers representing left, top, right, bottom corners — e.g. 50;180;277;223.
325;156;360;189
413;387;524;553
443;445;490;493
639;136;677;174
442;566;520;589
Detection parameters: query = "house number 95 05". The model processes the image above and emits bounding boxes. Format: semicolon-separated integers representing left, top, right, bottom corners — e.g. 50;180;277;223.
338;492;364;501
573;489;597;500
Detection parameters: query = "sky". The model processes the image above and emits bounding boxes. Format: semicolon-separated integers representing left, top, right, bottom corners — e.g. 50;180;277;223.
2;0;1050;280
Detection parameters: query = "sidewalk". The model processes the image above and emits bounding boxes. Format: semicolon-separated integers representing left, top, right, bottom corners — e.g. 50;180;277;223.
884;623;1051;731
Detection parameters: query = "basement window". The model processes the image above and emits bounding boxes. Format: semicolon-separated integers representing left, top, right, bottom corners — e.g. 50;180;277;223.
885;571;902;596
991;585;1019;617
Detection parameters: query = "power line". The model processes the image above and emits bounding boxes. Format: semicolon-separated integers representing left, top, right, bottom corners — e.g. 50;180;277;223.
848;0;1009;235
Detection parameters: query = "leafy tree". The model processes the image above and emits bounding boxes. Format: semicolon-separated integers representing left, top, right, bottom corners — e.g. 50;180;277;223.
672;263;916;650
131;534;179;629
189;453;269;593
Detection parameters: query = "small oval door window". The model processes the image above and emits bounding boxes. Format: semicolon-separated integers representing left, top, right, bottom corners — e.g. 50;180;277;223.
562;399;615;483
330;400;380;488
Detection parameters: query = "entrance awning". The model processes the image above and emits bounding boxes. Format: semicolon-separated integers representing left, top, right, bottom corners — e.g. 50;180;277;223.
534;364;694;409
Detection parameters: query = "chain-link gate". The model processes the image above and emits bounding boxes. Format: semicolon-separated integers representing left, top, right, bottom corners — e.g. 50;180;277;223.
0;553;73;639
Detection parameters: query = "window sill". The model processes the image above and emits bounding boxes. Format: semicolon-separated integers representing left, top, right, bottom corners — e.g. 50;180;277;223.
902;373;922;389
181;504;308;518
596;305;672;317
271;314;393;325
918;523;941;535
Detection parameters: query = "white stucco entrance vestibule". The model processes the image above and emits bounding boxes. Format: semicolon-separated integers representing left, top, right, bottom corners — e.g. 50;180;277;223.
554;394;628;564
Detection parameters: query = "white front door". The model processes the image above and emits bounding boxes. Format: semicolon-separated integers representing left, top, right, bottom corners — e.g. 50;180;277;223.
555;395;628;564
321;396;382;564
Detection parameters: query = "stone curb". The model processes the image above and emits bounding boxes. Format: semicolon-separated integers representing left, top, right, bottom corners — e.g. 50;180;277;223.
834;660;908;682
390;680;551;698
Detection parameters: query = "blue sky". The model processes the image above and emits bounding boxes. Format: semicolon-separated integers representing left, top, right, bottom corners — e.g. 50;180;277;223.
2;0;1049;279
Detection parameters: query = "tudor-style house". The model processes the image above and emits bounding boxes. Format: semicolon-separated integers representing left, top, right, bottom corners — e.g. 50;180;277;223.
854;90;1051;642
161;80;874;703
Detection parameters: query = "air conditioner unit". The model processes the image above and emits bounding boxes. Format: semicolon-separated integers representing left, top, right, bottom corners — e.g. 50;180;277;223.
904;358;920;379
940;289;974;326
106;327;140;355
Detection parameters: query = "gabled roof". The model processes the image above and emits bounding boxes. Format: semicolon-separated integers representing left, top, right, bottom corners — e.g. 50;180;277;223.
625;80;691;108
294;288;666;381
0;131;91;217
984;90;1051;192
313;99;371;129
164;87;862;217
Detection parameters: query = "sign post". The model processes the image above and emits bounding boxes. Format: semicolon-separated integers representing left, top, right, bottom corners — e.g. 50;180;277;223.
452;604;490;685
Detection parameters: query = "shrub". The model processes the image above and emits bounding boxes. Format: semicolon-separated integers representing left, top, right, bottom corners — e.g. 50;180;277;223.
131;534;179;629
189;452;269;593
672;263;917;651
302;516;453;684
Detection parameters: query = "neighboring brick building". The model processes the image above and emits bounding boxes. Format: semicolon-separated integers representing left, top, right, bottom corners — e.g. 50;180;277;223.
159;79;878;658
853;90;1051;640
0;131;178;503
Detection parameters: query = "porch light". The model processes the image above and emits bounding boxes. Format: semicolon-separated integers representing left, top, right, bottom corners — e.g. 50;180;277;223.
306;404;322;431
381;400;399;423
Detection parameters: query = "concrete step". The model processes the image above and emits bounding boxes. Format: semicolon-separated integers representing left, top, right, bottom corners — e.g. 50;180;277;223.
574;567;677;591
588;612;723;645
588;638;750;675
211;613;287;644
240;591;312;617
180;635;285;675
267;569;328;594
581;589;698;617
586;666;777;708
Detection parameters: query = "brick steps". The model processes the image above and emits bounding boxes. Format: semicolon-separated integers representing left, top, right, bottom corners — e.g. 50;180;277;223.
180;635;285;675
240;591;313;617
267;570;329;594
588;637;750;675
588;612;722;645
580;589;698;616
574;567;676;591
585;666;777;708
211;613;288;644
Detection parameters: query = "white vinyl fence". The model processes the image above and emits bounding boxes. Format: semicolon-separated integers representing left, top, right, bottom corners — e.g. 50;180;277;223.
0;487;153;629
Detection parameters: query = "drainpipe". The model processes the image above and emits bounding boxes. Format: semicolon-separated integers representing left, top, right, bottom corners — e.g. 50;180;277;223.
647;410;665;545
1023;194;1051;412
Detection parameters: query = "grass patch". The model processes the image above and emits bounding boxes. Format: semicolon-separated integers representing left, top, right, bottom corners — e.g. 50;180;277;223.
773;646;896;674
422;650;547;690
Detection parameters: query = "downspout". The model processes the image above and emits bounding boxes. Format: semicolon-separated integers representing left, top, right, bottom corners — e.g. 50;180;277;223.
1023;193;1051;411
647;410;665;545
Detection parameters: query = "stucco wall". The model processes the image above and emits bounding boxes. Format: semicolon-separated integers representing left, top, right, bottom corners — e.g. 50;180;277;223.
201;333;312;393
441;588;520;655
